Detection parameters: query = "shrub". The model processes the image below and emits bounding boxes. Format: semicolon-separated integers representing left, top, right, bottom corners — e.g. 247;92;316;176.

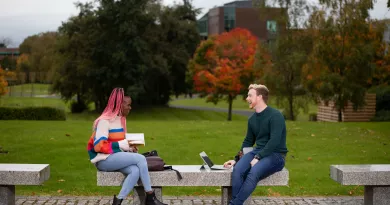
369;85;390;111
371;110;390;122
309;113;317;121
70;100;88;113
0;107;66;120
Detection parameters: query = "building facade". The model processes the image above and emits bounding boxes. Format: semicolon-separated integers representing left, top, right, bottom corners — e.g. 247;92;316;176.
0;48;20;61
197;0;286;42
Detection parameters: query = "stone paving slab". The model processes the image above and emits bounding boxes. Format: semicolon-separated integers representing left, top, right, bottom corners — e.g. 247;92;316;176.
14;196;364;205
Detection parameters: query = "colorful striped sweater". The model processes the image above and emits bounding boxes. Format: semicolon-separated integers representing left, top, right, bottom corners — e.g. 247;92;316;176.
87;116;130;163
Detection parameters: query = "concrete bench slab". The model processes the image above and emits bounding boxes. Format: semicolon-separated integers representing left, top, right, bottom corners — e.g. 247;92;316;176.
330;164;390;205
0;164;50;205
98;165;289;205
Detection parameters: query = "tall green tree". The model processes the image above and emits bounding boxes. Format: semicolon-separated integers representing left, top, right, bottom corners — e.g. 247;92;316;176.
52;0;200;112
255;0;314;120
158;0;201;98
19;32;58;83
303;0;381;121
51;2;97;110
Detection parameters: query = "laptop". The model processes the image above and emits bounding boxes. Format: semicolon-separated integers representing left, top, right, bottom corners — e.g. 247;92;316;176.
199;151;231;170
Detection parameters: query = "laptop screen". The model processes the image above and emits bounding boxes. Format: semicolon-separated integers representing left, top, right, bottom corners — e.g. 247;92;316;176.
200;151;214;167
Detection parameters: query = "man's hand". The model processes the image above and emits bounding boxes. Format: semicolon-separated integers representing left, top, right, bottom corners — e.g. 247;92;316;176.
250;158;259;167
223;160;236;168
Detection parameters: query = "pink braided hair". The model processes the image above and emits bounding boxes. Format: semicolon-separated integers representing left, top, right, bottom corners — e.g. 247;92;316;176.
93;88;127;132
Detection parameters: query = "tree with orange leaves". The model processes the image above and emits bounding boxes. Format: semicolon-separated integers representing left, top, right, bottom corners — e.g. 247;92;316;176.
188;28;259;121
0;65;16;97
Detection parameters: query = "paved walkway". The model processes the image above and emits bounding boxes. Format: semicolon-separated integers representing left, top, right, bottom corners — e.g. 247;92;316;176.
15;196;364;205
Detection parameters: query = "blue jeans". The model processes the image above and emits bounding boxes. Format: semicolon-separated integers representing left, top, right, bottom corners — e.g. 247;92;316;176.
96;152;152;199
230;149;285;205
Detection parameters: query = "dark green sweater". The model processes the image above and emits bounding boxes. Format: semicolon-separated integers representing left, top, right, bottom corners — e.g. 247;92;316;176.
240;106;288;158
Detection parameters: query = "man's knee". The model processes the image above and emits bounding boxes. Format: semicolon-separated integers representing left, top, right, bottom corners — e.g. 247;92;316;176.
232;163;247;178
245;171;262;184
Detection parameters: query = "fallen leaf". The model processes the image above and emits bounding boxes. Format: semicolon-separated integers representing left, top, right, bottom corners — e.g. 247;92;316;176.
311;134;315;137
307;157;312;161
57;190;62;193
349;191;353;195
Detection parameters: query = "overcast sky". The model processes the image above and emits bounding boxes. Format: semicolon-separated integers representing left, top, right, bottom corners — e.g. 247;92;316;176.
1;0;389;47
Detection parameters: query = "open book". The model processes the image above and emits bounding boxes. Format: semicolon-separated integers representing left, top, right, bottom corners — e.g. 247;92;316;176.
125;133;145;146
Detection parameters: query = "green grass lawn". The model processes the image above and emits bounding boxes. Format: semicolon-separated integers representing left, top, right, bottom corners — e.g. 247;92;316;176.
0;96;67;111
1;106;389;197
169;96;317;121
169;96;251;110
6;83;53;96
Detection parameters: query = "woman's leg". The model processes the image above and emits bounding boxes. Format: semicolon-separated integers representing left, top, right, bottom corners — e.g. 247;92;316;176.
117;165;140;199
96;152;152;192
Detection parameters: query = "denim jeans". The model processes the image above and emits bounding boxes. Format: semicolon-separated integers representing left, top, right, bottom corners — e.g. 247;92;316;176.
96;152;153;199
230;148;285;205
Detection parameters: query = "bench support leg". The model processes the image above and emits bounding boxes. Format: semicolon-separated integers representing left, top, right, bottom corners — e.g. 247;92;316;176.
364;186;390;205
0;185;15;205
221;186;232;205
133;186;162;205
221;186;251;205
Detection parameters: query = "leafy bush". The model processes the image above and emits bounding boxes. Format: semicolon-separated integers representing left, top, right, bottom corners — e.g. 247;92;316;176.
0;107;66;120
70;100;88;113
371;110;390;122
309;113;317;121
369;85;390;111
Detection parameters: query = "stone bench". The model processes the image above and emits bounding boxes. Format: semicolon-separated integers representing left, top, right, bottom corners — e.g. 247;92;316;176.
330;164;390;205
97;165;289;205
0;164;50;205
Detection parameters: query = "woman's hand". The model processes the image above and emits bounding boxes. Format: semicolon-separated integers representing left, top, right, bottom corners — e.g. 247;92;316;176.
129;145;138;153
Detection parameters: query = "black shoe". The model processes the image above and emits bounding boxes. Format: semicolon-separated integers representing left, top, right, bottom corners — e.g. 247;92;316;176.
112;195;123;205
145;191;167;205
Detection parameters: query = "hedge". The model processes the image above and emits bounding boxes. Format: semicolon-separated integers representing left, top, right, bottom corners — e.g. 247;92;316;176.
0;107;66;120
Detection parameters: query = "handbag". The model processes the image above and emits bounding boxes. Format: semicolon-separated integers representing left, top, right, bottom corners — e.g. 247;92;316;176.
141;150;183;180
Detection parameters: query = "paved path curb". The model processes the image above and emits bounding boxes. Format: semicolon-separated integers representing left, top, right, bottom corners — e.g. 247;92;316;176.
15;195;364;205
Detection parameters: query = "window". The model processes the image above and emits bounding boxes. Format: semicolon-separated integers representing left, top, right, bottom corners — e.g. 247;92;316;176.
224;7;235;32
267;20;277;33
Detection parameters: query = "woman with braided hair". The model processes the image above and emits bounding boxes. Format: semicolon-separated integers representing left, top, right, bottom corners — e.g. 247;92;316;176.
87;87;166;205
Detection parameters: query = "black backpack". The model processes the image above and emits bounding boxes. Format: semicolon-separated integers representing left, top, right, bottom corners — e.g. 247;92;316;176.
141;150;182;180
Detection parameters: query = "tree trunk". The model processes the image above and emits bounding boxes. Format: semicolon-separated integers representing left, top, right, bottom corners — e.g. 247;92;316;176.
288;92;294;121
338;109;342;122
77;93;81;103
227;94;233;121
94;100;100;113
337;94;343;122
98;97;106;113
